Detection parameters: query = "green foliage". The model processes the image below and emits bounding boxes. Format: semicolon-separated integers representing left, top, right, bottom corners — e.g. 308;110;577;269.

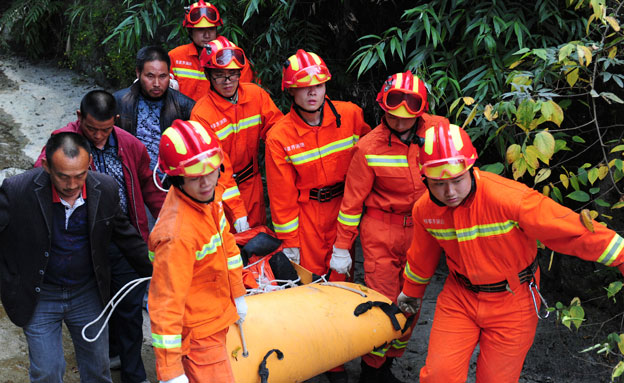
548;296;585;331
0;0;66;57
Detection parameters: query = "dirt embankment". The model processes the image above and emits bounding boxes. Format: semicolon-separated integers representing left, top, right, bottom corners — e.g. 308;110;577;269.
0;56;622;383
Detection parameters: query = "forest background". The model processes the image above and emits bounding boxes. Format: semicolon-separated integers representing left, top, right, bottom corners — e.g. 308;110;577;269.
1;0;624;380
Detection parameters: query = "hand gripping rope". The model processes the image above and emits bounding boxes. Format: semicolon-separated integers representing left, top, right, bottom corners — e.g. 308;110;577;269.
81;277;151;342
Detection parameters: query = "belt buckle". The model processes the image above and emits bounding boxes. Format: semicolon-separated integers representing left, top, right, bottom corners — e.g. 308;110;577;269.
316;187;331;202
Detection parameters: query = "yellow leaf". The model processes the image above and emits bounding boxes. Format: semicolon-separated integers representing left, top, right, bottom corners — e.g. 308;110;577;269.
506;144;522;164
542;185;550;197
548;250;554;271
512;157;527;179
590;210;599;220
542;100;564;127
483;104;498;121
509;60;523;69
566;67;579;87
516;99;536;132
618;334;624;356
534;131;556;163
524;145;540;169
605;16;621;32
462;97;475;106
449;98;462;114
560;174;570;189
588;167;598;184
580;209;595;232
608;46;617;59
462;105;478;128
558;43;575;62
598;164;609;180
527;165;536;177
586;14;596;35
577;45;593;66
535;168;551;184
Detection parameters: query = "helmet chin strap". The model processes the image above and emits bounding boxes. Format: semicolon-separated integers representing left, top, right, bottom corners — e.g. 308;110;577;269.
292;97;342;128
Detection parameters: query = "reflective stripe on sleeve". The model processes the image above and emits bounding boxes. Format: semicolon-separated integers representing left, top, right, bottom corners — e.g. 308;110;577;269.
196;234;223;260
172;67;206;80
337;211;361;226
152;333;182;349
364;154;408;167
273;217;299;233
228;254;243;269
426;220;519;242
215;115;262;141
404;262;431;285
285;135;359;165
222;186;241;201
219;213;227;233
597;233;624;266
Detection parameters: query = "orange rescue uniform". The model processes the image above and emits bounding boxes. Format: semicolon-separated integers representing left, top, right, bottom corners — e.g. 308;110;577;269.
265;100;371;278
403;169;624;383
169;42;254;101
335;114;447;367
148;184;245;382
190;83;283;228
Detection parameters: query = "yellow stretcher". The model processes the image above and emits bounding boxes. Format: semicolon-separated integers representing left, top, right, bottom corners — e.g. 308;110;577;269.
226;266;408;383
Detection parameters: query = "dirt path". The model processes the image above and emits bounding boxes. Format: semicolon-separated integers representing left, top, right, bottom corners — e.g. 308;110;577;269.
0;56;619;383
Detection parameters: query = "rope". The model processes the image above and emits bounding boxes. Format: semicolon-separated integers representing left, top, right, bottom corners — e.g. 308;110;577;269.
81;276;151;342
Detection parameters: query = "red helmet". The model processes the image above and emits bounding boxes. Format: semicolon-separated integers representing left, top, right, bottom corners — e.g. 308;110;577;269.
158;120;223;177
281;49;331;90
183;1;222;28
419;121;478;179
199;36;246;70
376;71;428;118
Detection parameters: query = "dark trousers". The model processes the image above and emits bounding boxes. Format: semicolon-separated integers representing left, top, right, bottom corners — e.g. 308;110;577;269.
109;243;147;383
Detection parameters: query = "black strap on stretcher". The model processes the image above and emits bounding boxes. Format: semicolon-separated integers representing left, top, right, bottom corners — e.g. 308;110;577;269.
233;160;254;185
258;348;284;383
354;301;415;334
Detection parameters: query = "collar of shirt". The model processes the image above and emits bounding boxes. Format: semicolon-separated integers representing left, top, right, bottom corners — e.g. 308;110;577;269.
51;181;87;203
89;131;117;152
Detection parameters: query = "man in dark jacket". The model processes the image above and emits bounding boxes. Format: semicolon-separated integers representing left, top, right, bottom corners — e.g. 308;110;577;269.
35;90;164;383
114;45;195;174
0;132;151;382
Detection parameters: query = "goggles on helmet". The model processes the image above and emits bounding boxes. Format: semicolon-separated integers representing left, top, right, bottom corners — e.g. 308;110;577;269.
186;6;219;25
382;90;425;116
164;147;222;177
213;47;246;68
290;66;330;87
420;157;472;180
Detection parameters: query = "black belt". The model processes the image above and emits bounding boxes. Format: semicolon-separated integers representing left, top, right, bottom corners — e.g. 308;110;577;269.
233;160;254;185
455;258;538;293
309;182;344;202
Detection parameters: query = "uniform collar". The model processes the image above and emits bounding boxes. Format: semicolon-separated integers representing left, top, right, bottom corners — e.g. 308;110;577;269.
290;98;337;137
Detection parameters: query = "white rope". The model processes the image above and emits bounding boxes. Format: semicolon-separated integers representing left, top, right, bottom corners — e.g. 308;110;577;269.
81;277;151;342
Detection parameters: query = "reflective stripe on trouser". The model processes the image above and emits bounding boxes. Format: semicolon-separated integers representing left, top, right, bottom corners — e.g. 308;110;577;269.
223;172;267;231
183;327;234;383
360;212;415;368
420;273;540;383
298;196;349;282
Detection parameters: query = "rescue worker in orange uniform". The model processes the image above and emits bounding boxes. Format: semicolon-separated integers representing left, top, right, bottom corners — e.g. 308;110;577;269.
398;122;624;383
168;1;254;101
148;120;247;383
265;49;371;383
333;72;447;383
190;36;283;232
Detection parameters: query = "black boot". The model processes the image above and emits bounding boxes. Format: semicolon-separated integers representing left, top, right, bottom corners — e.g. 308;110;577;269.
325;370;349;383
378;357;405;383
358;359;380;383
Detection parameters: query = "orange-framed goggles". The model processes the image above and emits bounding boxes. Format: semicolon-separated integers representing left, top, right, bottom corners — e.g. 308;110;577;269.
381;90;426;116
186;6;219;25
163;148;223;177
211;47;246;68
420;158;472;180
291;66;331;87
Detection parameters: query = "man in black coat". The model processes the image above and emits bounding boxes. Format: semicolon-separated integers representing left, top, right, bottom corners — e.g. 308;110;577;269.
0;132;151;383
